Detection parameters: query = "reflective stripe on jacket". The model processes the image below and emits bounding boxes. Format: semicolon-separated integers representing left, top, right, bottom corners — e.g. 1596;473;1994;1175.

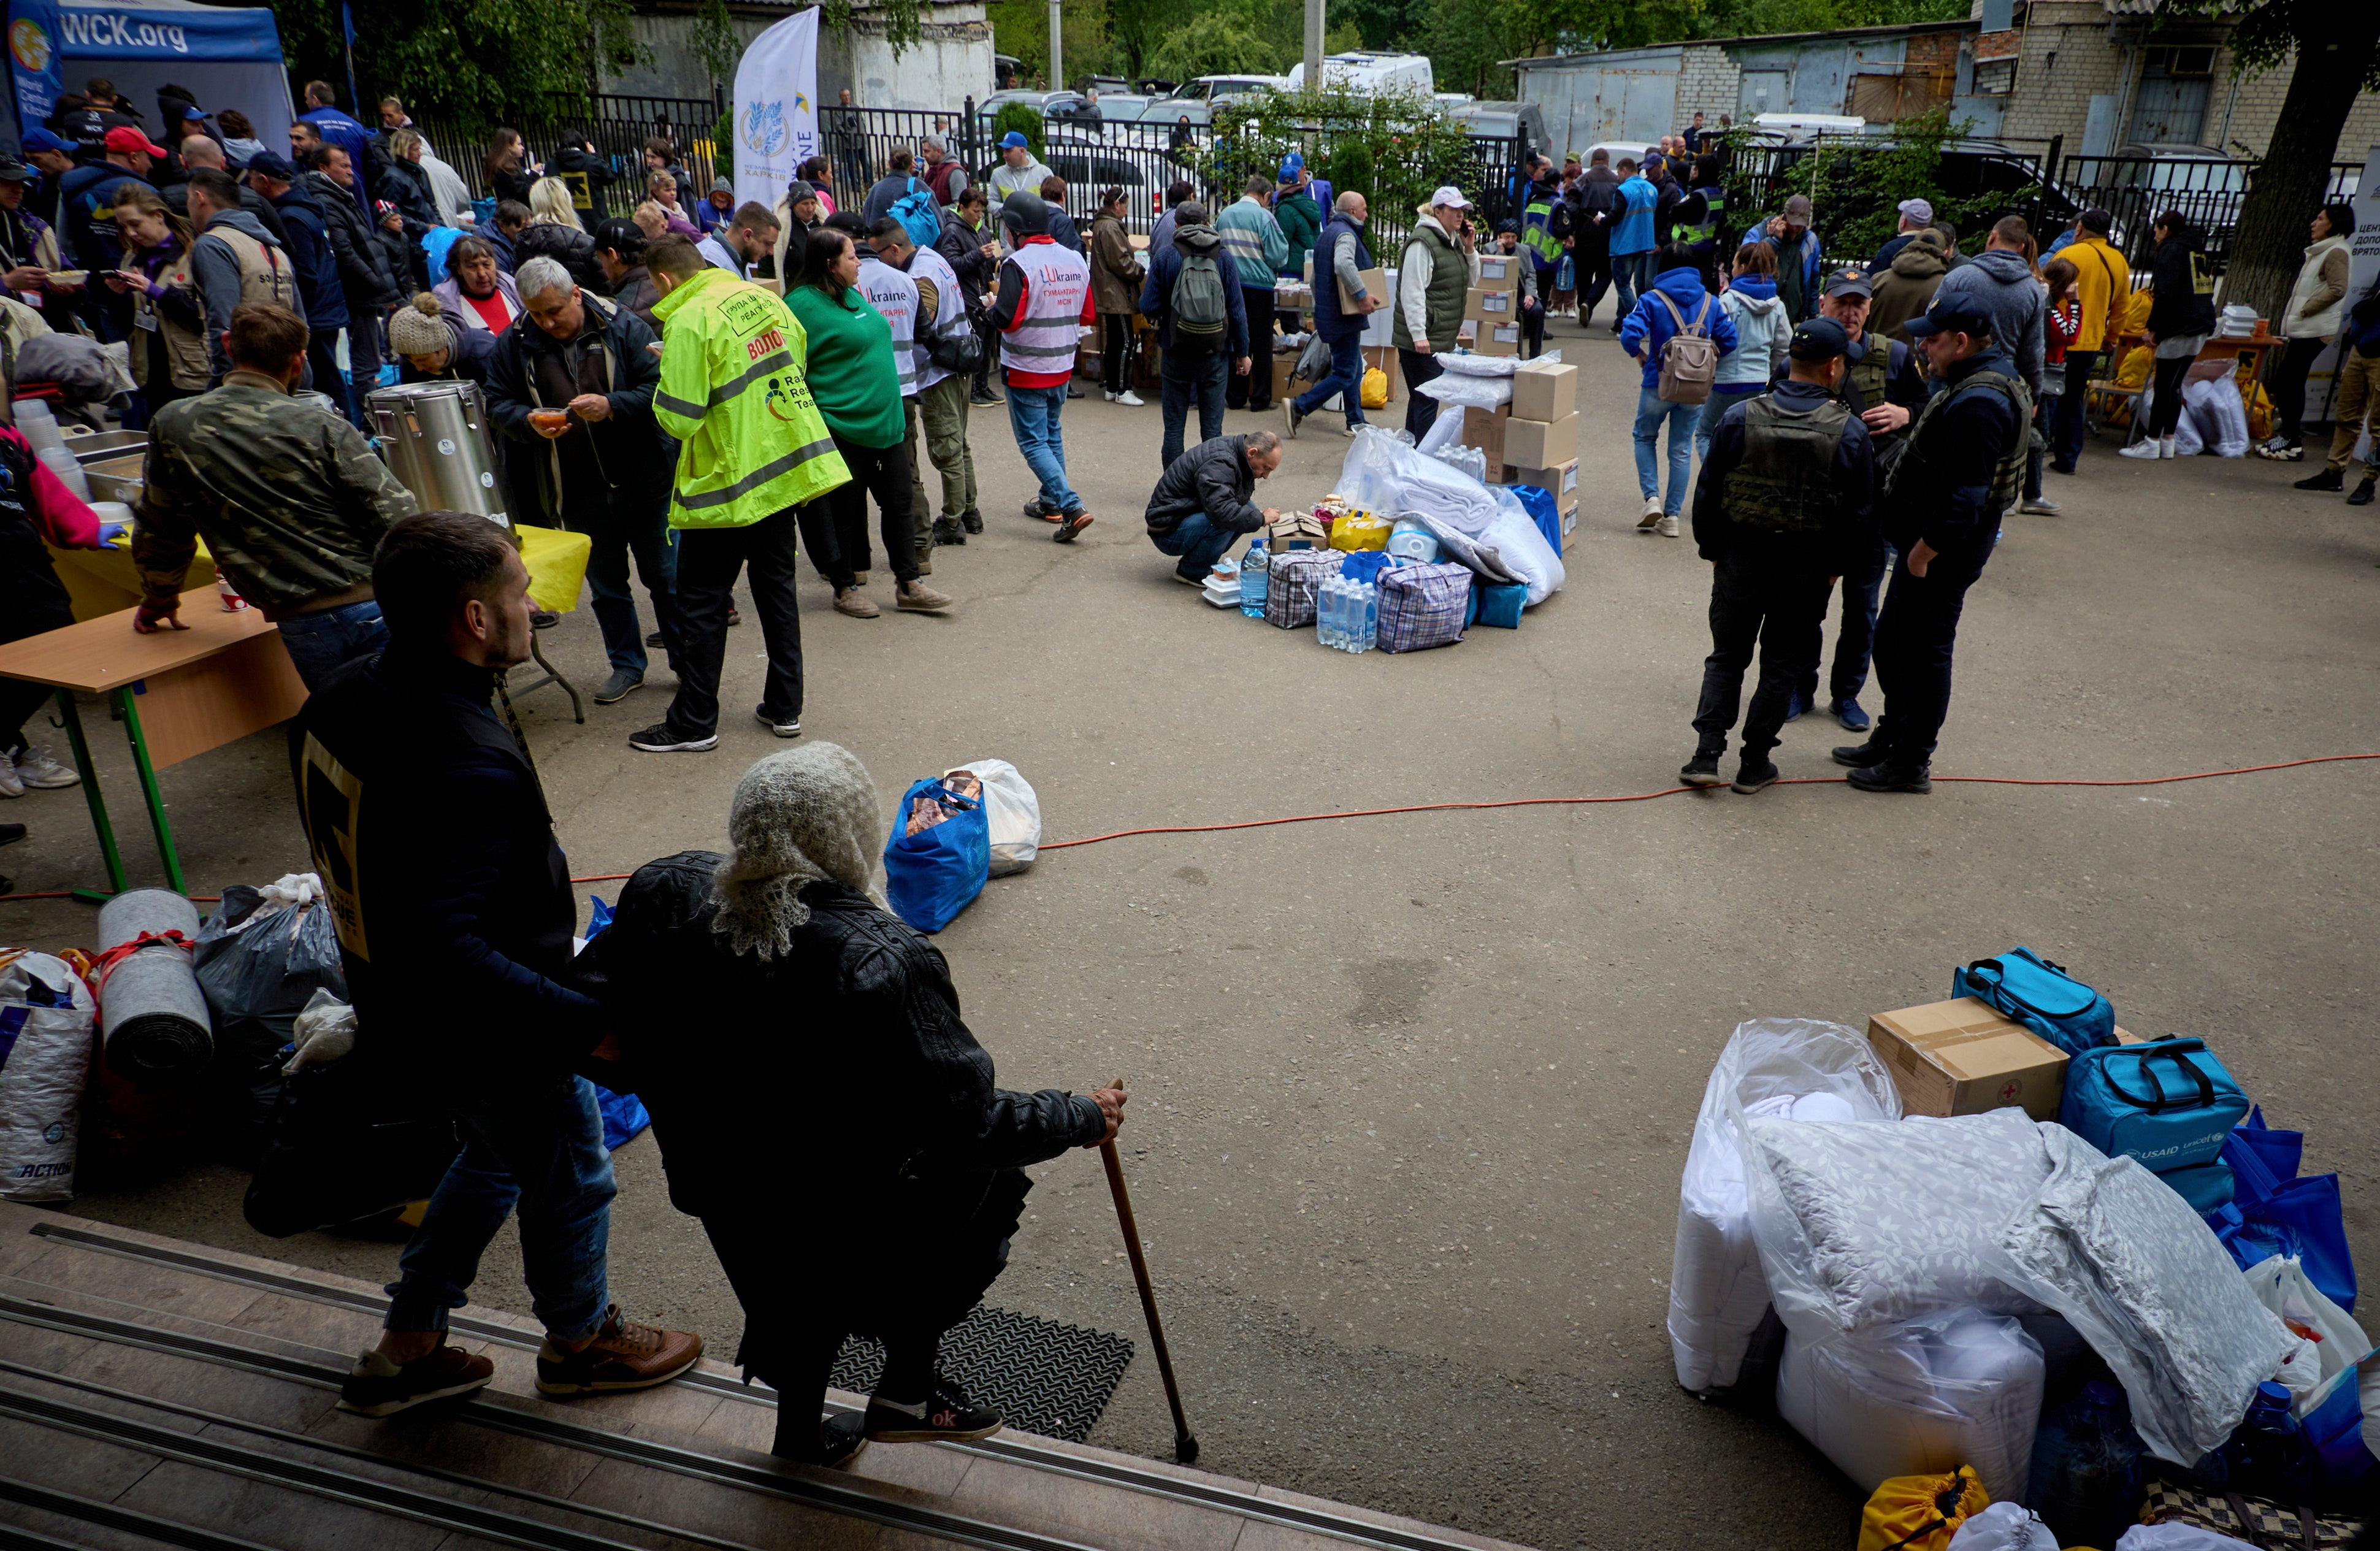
650;268;849;529
857;255;920;397
998;242;1091;379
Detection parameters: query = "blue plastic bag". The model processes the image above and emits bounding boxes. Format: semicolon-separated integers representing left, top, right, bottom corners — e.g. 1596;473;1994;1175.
883;778;989;934
575;895;648;1150
1506;482;1563;557
2213;1107;2356;1312
423;225;464;288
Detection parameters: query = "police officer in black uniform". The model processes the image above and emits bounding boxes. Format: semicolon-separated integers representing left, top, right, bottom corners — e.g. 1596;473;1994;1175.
1683;316;1876;795
1834;291;2030;793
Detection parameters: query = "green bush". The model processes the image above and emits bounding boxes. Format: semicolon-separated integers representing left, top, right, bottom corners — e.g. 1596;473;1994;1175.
990;101;1044;159
1187;86;1474;245
1325;141;1374;210
1723;109;2035;266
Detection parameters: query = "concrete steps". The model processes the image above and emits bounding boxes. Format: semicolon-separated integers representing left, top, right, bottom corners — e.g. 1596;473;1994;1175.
0;1201;1533;1551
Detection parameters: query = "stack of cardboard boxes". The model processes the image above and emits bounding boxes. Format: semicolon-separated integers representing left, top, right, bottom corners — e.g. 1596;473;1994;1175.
1455;252;1526;358
1458;359;1578;532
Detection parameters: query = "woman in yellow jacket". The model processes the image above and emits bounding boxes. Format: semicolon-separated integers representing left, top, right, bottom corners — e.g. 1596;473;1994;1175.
2050;209;2131;473
630;232;850;754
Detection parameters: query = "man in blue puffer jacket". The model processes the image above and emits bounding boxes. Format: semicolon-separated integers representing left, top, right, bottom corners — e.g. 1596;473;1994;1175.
1618;241;1738;535
1741;193;1824;322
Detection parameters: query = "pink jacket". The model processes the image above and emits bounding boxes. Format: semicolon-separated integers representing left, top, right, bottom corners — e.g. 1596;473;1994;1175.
5;426;102;547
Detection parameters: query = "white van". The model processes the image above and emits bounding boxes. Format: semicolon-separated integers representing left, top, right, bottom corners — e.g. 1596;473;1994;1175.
1284;52;1435;97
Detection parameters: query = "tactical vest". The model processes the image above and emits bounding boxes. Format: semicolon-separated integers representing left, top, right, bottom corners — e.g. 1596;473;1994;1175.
131;246;212;391
857;256;919;397
1724;394;1854;533
1886;367;2032;519
998;242;1090;380
1393;222;1467;351
906;243;965;389
207;224;300;313
1523;194;1560;267
1843;338;1890;415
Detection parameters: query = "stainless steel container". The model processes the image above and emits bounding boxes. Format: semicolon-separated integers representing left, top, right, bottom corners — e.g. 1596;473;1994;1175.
67;429;150;462
83;453;147;505
365;381;512;528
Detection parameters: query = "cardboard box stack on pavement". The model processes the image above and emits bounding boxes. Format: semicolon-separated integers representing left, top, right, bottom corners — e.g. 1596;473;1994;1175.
1505;457;1580;533
1466;257;1523;358
1501;360;1578;477
1461;405;1508;481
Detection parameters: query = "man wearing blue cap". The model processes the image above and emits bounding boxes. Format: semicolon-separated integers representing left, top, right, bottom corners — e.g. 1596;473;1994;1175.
1682;316;1875;794
987;131;1054;205
1834;290;2029;794
20;130;75;237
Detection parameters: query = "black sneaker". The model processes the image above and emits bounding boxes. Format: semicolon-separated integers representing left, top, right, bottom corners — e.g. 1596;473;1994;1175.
2295;467;2345;492
1053;511;1093;543
932;516;966;546
1023;497;1057;521
970;388;1004;407
629;722;719;753
1679;757;1726;787
776;1412;869;1466
1832;739;1890;768
336;1344;496;1417
727;603;743;626
1845;762;1933;794
1732;758;1780;795
2351;478;2376;507
863;1376;1004;1443
960;508;984;534
755;706;801;737
646;629;664;648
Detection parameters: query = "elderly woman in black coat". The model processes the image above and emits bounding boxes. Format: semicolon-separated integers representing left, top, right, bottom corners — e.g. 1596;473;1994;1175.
573;743;1125;1465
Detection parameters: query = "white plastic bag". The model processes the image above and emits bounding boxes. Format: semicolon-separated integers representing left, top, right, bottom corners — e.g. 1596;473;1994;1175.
1990;1126;2294;1464
1948;1502;2059;1551
2171;377;2249;458
0;949;97;1202
1475;496;1566;605
1777;1311;2046;1504
1670;1018;1899;1392
1336;426;1509;535
2115;1525;2263;1551
948;759;1040;876
2242;1255;2374;1421
281;988;358;1076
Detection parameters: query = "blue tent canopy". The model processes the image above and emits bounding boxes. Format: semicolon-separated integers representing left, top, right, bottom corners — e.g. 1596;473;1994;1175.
6;0;293;159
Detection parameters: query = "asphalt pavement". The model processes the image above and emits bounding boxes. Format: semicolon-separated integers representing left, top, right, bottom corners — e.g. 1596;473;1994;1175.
6;308;2376;1551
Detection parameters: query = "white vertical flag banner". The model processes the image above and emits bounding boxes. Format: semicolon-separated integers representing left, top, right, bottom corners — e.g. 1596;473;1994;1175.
733;7;820;216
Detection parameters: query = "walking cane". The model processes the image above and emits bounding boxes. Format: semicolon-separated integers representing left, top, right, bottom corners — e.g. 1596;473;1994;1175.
1099;1078;1198;1464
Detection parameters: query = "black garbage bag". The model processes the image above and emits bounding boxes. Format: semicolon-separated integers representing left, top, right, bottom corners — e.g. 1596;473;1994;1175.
243;1051;461;1238
193;881;348;1164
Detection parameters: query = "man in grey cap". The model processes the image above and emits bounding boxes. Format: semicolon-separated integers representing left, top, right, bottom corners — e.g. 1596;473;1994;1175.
1743;193;1823;321
1872;197;1934;272
1682;315;1875;795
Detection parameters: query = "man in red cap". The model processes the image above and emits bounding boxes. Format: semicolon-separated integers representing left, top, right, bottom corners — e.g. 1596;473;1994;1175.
57;125;161;339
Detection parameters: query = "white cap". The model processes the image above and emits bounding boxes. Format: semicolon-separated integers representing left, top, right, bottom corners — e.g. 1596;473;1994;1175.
1429;186;1472;210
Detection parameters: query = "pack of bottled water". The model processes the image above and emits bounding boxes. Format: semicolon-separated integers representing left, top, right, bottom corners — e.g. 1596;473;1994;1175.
1240;546;1269;619
1315;570;1380;653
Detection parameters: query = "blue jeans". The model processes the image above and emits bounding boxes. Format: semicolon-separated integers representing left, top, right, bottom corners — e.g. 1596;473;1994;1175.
277;599;389;693
2052;350;2097;469
1006;381;1083;516
1807;538;1897;708
1150;510;1242;581
1612;251;1655;321
1632;388;1699;515
387;1073;616;1341
1294;331;1366;427
1161;348;1226;472
581;497;679;676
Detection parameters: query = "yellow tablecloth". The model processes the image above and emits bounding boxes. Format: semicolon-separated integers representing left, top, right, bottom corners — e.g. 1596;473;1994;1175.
51;521;591;621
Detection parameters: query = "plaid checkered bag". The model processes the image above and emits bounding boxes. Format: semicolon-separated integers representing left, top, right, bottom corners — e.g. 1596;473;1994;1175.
1376;561;1472;653
2139;1476;2362;1551
1265;548;1339;629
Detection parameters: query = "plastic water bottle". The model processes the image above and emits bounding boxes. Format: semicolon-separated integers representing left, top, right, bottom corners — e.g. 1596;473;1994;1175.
1241;546;1268;619
1352;578;1378;653
2025;1381;2145;1549
2225;1382;2322;1503
1317;573;1342;649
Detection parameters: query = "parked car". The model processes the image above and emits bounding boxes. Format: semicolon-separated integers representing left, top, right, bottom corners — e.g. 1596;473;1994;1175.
1090;93;1163;125
1147;74;1291;127
1448;101;1549;151
976;90;1106;131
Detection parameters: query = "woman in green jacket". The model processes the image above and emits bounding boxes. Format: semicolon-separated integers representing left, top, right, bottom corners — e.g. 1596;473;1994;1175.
785;227;954;618
1271;169;1322;337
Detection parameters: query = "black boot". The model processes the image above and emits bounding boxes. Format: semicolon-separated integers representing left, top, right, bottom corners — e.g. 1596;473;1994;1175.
933;516;966;546
1831;738;1891;768
960;508;984;534
2295;467;2344;492
2351;477;2376;507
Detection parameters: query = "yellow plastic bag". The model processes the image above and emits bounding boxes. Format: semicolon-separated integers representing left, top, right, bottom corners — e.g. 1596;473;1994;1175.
1857;1466;1989;1551
2244;381;2273;442
1329;513;1393;551
1360;366;1389;410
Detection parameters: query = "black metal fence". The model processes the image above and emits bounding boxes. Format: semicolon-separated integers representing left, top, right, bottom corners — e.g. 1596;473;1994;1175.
2056;155;2362;270
1723;135;2065;249
419;91;728;209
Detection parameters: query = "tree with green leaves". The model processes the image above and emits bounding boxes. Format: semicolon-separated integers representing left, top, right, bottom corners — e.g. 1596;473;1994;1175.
269;0;647;133
2169;0;2380;320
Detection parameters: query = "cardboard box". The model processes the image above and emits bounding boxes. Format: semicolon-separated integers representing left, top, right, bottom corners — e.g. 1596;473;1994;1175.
1461;404;1507;479
1339;266;1387;315
1511;361;1578;423
1504;458;1579;501
1464;286;1518;321
1475;252;1523;287
1504;410;1578;469
1867;998;2070;1120
1474;321;1522;357
1271;350;1300;402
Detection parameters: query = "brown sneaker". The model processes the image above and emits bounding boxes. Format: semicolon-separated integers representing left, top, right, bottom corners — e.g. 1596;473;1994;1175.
895;580;952;611
834;588;881;619
336;1344;496;1417
534;1306;703;1395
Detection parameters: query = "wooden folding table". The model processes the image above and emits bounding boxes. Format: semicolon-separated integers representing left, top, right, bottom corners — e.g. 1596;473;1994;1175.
0;606;307;901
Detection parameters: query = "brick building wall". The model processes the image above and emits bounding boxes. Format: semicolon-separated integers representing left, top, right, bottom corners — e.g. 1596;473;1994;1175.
1675;45;1744;132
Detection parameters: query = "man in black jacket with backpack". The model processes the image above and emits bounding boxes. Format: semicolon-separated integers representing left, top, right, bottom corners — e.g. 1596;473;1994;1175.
1138;203;1249;473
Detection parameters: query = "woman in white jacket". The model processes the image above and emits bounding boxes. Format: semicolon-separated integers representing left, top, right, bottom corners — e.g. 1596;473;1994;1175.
2258;203;2355;461
1696;242;1793;461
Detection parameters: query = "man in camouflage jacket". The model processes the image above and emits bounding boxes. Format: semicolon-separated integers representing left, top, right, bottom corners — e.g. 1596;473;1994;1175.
131;301;419;692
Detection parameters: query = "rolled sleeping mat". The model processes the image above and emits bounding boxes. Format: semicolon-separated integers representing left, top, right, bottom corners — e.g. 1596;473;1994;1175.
95;888;213;1084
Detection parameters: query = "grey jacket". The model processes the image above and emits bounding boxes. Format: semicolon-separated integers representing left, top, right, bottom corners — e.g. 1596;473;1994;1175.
1144;433;1264;537
1935;248;2045;393
191;210;304;382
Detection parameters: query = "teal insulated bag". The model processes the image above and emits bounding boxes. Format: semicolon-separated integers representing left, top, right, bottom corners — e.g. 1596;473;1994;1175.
1953;948;2114;1057
2059;1038;2248;1172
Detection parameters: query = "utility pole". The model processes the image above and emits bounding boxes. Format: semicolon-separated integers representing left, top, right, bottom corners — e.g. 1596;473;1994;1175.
1049;0;1063;91
1303;0;1323;90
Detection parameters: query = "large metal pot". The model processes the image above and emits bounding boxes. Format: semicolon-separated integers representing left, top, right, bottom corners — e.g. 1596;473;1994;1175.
365;381;513;528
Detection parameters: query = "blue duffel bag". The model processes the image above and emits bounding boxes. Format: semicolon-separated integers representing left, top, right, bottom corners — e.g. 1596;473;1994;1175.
1953;948;2115;1058
2059;1037;2249;1173
883;778;990;935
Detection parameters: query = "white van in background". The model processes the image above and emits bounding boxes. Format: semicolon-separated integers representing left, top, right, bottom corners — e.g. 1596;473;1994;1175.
1284;52;1435;97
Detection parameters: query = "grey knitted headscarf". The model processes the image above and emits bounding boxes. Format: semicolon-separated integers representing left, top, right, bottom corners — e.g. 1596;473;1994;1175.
710;743;888;960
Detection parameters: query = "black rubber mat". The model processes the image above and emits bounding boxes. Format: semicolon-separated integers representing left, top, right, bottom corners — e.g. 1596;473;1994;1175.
830;1306;1133;1442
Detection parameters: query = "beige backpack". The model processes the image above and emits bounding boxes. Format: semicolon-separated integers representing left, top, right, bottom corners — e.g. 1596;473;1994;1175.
1654;291;1718;404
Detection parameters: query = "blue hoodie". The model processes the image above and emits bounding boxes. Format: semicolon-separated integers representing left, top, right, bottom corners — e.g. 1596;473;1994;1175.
1612;175;1658;256
1618;266;1739;392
